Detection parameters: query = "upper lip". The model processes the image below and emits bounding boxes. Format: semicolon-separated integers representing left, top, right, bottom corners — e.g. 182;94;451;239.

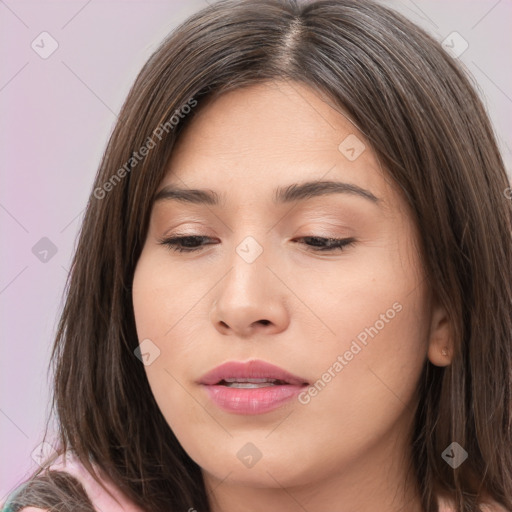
198;360;309;386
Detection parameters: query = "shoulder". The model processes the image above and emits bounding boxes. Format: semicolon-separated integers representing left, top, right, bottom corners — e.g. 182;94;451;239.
2;452;144;512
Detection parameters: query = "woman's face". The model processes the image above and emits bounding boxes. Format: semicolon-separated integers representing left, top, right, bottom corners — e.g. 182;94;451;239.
132;81;442;499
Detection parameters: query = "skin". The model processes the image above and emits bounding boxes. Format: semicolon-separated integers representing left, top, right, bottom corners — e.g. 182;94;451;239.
132;80;453;512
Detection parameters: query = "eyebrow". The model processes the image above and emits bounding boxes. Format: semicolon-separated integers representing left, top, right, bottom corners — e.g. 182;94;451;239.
153;180;380;206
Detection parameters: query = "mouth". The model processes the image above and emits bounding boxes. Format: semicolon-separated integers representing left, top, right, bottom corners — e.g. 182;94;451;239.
199;359;309;387
198;360;309;415
217;378;292;388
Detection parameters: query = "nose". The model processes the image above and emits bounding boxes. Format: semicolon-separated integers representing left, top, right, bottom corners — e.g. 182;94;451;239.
209;247;289;338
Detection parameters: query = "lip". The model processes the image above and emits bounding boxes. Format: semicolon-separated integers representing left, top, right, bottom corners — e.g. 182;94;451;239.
199;360;309;415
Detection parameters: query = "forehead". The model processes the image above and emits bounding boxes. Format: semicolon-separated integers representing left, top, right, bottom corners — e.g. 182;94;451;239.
158;81;394;209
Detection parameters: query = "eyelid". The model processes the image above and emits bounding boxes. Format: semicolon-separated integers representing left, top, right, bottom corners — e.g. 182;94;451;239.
157;233;357;254
290;223;355;239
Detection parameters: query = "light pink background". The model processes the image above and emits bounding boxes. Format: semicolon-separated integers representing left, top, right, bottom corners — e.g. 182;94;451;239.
1;0;511;500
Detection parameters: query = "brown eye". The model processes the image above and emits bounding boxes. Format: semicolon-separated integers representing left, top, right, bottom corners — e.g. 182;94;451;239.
158;235;356;254
158;235;215;253
294;236;356;252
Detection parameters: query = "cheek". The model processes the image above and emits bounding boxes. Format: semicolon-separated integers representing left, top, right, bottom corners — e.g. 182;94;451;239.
304;295;428;416
131;249;213;439
132;247;207;345
277;236;429;447
292;251;429;456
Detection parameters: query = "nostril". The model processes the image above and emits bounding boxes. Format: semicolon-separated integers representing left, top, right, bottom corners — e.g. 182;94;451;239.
258;319;271;326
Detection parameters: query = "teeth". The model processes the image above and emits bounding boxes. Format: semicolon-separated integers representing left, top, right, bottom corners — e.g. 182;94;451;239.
224;382;278;388
219;378;288;388
224;378;277;384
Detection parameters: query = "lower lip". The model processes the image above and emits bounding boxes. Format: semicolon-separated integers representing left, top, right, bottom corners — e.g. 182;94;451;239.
202;384;305;414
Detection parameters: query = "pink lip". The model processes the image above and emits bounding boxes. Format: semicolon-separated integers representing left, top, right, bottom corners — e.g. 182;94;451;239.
198;360;309;415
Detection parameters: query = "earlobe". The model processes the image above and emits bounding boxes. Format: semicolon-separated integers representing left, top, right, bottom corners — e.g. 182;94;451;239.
427;301;454;367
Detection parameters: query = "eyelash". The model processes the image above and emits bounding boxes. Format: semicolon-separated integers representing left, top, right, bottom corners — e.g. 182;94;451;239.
158;235;356;254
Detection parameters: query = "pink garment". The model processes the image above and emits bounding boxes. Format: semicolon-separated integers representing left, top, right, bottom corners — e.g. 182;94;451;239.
17;451;145;512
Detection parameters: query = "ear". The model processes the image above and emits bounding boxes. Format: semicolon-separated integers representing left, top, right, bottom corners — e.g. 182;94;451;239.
427;297;454;367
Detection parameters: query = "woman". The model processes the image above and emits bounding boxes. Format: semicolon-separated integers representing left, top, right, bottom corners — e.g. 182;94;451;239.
3;0;511;510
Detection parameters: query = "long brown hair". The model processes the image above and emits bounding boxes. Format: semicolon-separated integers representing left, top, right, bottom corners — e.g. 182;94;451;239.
5;0;511;511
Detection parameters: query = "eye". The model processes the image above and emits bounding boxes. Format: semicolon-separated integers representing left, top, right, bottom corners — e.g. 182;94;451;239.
293;236;356;253
158;235;216;253
158;235;356;254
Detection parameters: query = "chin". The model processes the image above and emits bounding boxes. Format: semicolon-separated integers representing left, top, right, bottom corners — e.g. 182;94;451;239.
198;449;321;489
